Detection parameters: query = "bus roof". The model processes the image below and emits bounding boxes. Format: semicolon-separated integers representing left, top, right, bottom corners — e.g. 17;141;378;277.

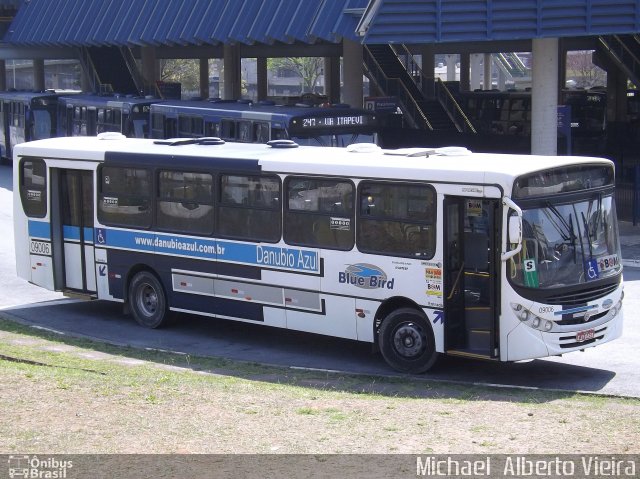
58;94;158;108
0;90;63;101
15;136;612;193
151;99;374;119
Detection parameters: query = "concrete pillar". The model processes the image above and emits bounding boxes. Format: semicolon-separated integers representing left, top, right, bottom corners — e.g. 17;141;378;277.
256;57;268;101
483;53;492;90
199;59;209;100
446;54;456;81
497;68;506;90
342;39;363;107
558;39;567;92
419;45;435;77
223;44;241;100
33;59;45;91
460;53;470;91
323;56;340;103
418;45;435;97
606;68;628;123
0;60;6;91
531;38;559;155
470;54;482;90
141;47;158;95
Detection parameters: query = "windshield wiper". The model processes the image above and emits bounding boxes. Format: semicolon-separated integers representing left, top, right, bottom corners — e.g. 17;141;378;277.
581;211;594;259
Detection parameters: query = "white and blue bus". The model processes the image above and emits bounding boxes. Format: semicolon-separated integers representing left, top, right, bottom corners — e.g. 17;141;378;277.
13;135;624;372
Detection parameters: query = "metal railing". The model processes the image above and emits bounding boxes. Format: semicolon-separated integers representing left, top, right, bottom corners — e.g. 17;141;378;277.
598;35;640;87
391;43;475;133
434;78;477;133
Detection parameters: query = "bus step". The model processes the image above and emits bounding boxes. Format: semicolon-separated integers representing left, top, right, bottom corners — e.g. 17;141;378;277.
62;290;97;301
467;328;491;351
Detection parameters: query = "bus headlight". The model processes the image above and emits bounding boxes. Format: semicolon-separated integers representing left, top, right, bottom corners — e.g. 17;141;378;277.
532;317;541;328
519;310;529;321
543;320;553;331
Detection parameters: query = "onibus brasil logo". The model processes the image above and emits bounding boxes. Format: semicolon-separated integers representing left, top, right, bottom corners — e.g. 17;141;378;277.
8;455;73;478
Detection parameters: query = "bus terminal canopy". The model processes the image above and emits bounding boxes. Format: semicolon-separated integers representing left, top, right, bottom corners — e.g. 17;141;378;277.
3;0;368;47
357;0;640;44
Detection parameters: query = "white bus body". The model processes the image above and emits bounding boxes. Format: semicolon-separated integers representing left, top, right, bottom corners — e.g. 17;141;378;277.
13;136;624;372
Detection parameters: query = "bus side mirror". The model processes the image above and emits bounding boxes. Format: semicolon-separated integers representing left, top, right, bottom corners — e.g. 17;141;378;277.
501;197;523;261
508;215;522;244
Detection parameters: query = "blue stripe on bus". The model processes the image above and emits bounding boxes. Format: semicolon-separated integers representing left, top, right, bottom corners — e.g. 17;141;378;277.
63;225;94;243
63;225;80;241
97;227;319;274
28;220;51;239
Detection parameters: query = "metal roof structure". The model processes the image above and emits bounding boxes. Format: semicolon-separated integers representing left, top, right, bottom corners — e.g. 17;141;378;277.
4;0;368;47
357;0;640;44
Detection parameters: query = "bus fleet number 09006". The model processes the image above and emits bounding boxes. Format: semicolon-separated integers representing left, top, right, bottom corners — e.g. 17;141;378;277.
30;240;51;256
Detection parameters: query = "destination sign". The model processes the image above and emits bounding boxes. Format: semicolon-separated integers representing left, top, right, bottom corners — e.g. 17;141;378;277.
294;115;375;129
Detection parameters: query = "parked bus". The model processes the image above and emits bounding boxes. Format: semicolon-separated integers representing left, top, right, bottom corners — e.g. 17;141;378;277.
458;88;607;138
14;135;623;372
57;94;157;139
150;100;380;147
0;90;62;162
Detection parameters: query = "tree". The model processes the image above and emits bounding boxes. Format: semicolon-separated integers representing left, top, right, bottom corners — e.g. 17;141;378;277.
268;57;324;93
159;59;200;93
565;50;607;89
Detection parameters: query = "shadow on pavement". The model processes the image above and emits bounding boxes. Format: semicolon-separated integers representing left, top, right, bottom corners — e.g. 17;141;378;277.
0;298;622;399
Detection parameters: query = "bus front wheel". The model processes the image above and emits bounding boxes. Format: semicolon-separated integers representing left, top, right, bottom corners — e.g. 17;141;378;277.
379;308;438;373
128;271;169;328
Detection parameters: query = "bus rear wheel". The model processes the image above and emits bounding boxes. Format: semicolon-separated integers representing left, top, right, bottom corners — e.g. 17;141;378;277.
379;308;438;373
128;271;169;328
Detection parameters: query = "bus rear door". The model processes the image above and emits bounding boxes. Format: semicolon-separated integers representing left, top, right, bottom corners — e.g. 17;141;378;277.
52;169;97;294
443;196;499;358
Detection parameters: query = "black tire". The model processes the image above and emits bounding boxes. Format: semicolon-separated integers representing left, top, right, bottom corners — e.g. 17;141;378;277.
128;271;169;328
379;308;438;373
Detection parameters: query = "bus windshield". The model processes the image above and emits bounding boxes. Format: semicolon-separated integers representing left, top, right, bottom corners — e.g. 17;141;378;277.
510;193;621;288
291;132;376;147
31;109;54;140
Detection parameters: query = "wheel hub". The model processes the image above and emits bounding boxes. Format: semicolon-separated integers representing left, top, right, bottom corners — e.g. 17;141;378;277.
393;322;425;359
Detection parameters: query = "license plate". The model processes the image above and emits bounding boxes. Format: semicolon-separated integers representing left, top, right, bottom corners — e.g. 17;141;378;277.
576;329;595;342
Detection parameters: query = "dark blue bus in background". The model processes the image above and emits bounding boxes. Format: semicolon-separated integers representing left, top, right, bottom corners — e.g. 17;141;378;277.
0;90;62;162
150;99;379;147
57;94;157;138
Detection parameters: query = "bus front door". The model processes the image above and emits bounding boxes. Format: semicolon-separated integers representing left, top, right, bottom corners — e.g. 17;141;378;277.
443;196;498;358
54;169;96;294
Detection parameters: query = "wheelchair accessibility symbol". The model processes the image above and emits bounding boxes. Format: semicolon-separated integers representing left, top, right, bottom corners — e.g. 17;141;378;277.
584;259;600;281
96;228;106;245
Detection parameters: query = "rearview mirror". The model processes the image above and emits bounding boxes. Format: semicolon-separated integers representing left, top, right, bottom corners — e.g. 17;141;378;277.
508;215;522;244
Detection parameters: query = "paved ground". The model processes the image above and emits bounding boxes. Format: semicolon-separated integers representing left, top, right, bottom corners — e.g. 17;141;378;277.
620;220;640;268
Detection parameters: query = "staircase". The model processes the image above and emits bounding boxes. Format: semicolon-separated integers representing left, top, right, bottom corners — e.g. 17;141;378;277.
364;44;469;132
78;46;145;94
494;52;529;79
597;35;640;88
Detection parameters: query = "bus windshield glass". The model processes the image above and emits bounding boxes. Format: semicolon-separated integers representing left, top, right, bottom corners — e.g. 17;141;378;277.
291;132;376;147
510;193;621;288
31;109;53;140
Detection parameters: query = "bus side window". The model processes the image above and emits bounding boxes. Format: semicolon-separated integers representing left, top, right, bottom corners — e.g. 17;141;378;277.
204;121;219;137
357;181;435;259
217;174;281;242
97;166;152;228
20;158;47;218
238;121;252;142
254;122;269;143
284;177;354;251
156;170;213;235
221;119;236;140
